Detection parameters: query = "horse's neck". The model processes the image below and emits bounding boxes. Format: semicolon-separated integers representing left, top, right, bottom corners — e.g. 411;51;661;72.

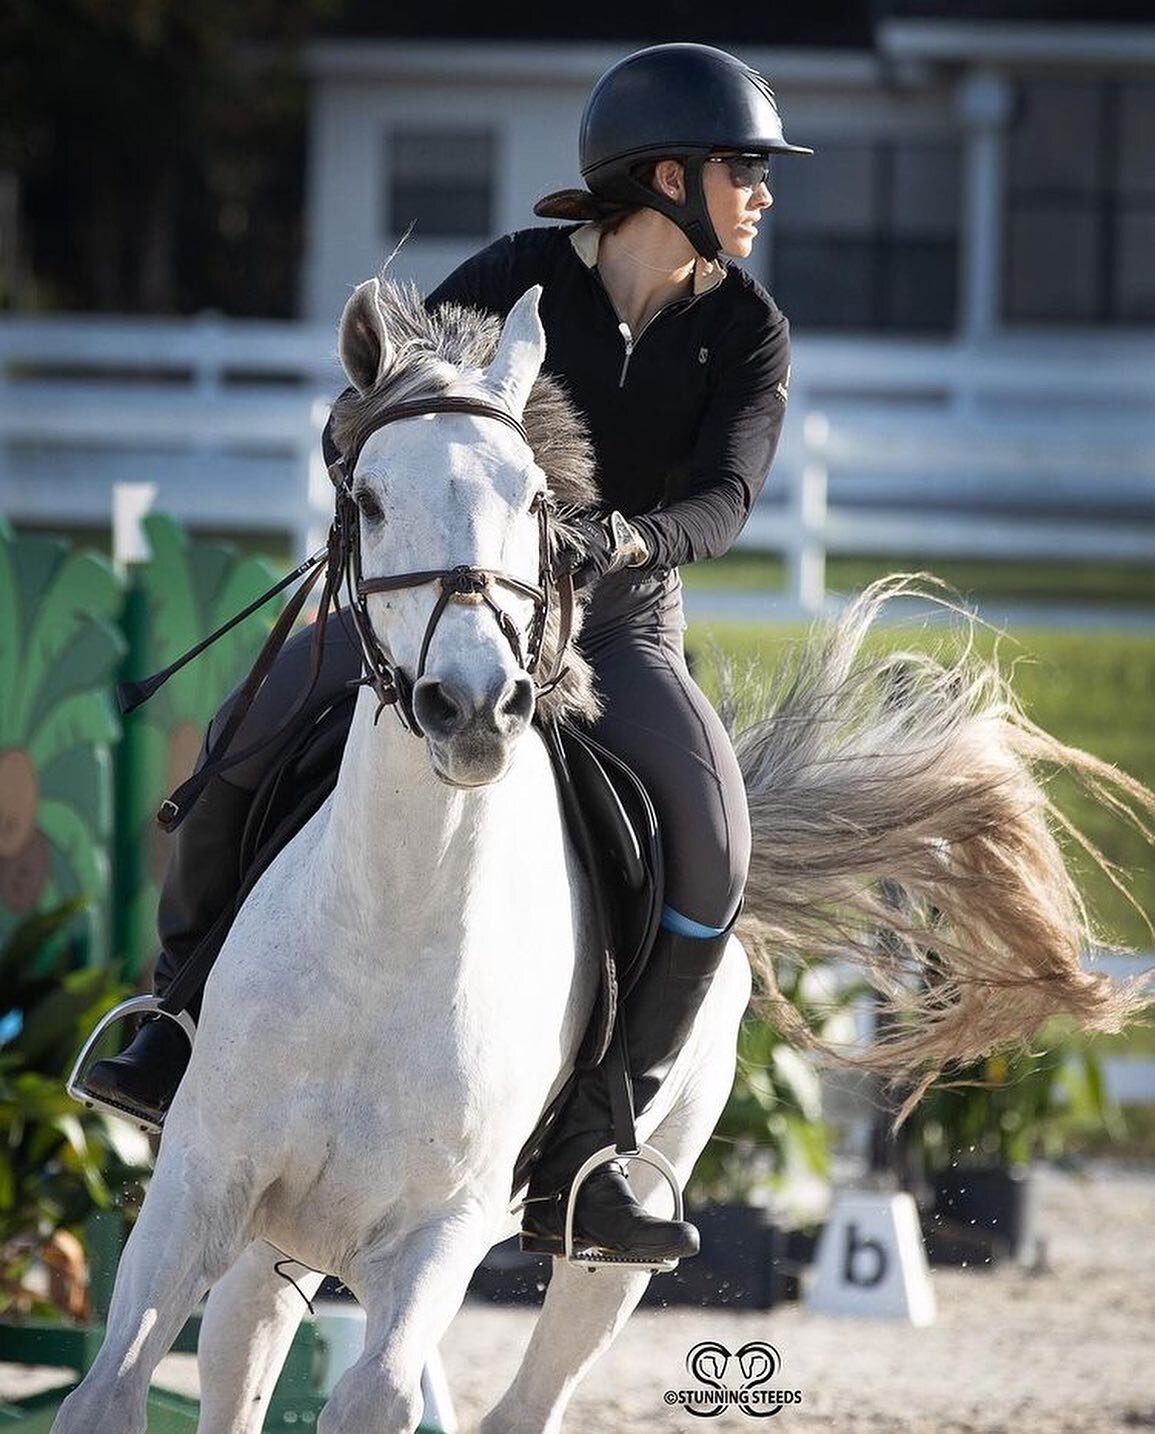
317;688;560;935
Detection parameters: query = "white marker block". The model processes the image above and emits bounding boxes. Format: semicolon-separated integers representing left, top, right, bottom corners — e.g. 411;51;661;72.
311;1301;457;1430
312;1301;366;1395
112;481;157;567
805;1190;936;1326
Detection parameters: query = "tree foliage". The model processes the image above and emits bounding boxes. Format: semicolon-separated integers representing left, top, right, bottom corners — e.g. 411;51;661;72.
1;0;342;314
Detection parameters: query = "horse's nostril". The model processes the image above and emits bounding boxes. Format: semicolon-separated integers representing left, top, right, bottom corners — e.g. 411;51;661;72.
500;676;535;730
413;679;463;737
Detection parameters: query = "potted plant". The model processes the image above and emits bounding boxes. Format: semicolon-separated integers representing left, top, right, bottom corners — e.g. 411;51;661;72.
904;1016;1125;1265
0;902;151;1321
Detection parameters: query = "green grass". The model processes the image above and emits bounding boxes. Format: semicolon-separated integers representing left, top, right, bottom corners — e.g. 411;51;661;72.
682;553;1155;606
687;619;1155;950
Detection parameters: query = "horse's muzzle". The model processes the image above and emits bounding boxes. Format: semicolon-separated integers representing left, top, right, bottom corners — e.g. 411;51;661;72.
414;672;535;786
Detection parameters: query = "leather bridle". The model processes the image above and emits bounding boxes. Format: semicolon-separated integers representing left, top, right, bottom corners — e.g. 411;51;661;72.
143;391;577;833
327;394;575;735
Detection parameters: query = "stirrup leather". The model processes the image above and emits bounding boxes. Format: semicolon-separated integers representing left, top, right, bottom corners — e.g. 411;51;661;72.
563;1144;685;1274
67;995;196;1135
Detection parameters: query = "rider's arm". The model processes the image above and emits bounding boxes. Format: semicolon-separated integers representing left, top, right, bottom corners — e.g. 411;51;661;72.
630;301;791;571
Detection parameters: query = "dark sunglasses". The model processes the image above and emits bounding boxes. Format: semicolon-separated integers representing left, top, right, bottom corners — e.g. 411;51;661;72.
705;153;772;190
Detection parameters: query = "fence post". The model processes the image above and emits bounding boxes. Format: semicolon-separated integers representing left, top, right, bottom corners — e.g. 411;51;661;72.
111;485;156;972
790;411;829;614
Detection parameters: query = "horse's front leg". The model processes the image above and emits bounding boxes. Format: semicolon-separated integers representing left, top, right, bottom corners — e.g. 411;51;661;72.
481;944;751;1434
318;1199;497;1434
50;1147;254;1434
195;1239;326;1434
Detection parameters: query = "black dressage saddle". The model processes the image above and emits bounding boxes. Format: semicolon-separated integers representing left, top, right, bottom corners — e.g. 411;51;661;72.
155;701;664;1191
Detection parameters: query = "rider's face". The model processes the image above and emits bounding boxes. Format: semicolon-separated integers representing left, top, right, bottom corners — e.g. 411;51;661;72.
701;153;773;259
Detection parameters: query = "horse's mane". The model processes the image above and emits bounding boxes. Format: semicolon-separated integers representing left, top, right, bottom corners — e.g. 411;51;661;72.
330;281;601;726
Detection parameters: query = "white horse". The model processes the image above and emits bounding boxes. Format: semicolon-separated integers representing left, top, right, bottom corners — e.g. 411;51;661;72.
55;280;1150;1434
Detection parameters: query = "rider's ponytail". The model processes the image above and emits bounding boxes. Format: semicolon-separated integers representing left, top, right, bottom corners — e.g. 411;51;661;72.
534;162;660;231
533;187;631;225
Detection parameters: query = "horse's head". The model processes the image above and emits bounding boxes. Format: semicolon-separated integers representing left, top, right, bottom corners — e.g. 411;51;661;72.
332;278;596;787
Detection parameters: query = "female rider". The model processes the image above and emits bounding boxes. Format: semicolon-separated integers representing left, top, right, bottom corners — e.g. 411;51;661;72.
84;41;812;1263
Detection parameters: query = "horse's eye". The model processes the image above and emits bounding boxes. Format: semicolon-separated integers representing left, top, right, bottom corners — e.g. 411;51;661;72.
355;488;384;523
529;491;547;516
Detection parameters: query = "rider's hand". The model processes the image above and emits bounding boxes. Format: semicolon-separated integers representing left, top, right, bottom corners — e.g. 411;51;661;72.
559;511;650;589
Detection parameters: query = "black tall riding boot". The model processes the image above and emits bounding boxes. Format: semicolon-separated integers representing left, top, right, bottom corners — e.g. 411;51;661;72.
520;919;735;1260
83;775;254;1125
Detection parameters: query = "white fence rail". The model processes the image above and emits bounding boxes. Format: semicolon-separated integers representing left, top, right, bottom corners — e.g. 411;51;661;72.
2;317;1155;586
0;315;340;556
745;333;1155;609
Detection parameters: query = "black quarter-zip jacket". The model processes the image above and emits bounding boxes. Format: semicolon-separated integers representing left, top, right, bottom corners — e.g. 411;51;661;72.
426;224;791;572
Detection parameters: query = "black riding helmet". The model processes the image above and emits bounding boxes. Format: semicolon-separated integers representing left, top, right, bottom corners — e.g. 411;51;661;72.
537;43;813;261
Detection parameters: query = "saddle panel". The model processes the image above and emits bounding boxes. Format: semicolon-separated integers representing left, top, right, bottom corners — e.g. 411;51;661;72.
552;721;663;1002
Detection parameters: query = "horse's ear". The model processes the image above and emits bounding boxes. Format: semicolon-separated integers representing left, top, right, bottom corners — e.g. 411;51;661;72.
486;285;546;422
338;278;395;394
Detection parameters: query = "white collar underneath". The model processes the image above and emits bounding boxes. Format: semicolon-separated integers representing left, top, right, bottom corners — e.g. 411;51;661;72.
569;223;726;297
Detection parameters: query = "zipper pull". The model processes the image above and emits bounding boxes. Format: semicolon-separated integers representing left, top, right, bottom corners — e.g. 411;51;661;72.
618;322;634;388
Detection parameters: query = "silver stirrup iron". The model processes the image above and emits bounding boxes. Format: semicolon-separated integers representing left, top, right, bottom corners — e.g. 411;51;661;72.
564;1143;685;1273
67;995;196;1135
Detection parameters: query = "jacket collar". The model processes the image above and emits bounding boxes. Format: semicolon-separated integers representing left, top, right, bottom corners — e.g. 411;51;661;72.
569;223;726;297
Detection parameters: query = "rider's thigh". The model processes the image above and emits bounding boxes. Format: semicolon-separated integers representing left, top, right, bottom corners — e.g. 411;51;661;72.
583;583;750;931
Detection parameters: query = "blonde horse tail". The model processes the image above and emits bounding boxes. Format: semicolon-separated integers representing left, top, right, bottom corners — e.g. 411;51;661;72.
729;575;1154;1126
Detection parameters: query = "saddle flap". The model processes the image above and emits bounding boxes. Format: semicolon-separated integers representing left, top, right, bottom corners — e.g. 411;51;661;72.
556;727;647;893
553;722;663;993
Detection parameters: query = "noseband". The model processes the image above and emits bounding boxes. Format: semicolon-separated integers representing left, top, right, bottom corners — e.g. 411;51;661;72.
328;395;574;735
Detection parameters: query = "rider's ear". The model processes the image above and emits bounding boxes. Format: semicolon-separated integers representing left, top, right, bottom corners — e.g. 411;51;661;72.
486;285;546;423
654;159;684;202
339;278;395;394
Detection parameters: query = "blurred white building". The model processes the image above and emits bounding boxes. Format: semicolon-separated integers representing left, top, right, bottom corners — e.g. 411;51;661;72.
2;14;1154;584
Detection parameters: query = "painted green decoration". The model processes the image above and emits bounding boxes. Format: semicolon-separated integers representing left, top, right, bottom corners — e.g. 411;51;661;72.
0;520;125;964
117;514;282;977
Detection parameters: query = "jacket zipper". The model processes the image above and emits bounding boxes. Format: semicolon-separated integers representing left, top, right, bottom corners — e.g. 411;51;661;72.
588;265;699;389
616;297;699;388
617;324;634;387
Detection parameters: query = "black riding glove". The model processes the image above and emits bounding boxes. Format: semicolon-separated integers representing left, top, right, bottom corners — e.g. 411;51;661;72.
560;511;651;589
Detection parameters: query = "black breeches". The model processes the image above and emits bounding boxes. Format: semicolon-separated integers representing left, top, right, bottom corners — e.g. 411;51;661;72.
581;569;750;932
